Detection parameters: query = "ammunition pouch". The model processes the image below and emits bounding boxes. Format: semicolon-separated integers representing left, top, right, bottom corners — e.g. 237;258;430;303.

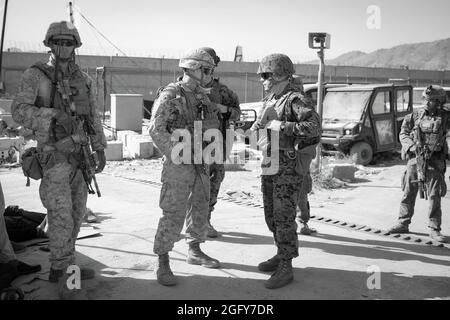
295;136;321;151
69;76;91;116
54;135;77;154
21;148;43;186
202;119;221;131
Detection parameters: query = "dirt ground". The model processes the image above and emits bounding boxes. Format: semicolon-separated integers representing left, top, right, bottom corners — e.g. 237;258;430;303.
2;150;450;301
101;151;403;211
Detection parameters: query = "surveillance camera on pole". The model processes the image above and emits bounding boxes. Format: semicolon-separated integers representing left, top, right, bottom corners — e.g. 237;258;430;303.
308;32;330;173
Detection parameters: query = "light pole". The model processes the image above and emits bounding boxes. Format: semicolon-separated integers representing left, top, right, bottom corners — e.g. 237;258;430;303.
308;32;330;173
0;0;9;93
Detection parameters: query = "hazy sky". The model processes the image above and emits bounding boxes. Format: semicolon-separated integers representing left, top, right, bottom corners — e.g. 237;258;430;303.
1;0;450;62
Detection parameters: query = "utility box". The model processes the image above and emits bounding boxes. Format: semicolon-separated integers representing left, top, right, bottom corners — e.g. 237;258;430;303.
110;94;143;132
105;140;123;161
0;99;13;113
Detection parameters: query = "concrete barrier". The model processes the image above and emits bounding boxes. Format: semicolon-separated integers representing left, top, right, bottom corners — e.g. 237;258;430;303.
127;135;154;159
329;164;357;181
116;130;140;147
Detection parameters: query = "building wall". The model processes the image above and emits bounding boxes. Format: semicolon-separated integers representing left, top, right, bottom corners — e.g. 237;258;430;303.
2;52;449;112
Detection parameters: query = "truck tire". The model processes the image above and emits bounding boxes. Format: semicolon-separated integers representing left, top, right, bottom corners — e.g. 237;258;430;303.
350;142;373;166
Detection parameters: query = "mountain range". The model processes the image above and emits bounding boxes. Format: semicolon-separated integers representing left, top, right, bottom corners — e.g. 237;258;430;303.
304;38;450;70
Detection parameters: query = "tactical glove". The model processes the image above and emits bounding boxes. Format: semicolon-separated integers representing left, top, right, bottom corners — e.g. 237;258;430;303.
53;111;73;135
95;150;106;173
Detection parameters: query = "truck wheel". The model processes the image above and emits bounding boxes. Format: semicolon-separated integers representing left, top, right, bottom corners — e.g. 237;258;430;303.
350;142;373;166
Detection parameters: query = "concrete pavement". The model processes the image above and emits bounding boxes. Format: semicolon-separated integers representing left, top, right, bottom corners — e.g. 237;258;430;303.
1;168;449;300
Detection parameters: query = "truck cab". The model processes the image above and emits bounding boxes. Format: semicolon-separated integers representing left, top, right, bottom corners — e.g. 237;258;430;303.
236;82;350;132
321;84;413;165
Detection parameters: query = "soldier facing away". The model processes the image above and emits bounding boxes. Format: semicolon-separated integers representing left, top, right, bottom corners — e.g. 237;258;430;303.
388;85;450;243
11;21;106;298
193;47;241;238
149;48;222;287
252;54;321;289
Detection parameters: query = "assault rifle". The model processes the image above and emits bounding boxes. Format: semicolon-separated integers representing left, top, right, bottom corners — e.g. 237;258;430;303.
57;79;101;197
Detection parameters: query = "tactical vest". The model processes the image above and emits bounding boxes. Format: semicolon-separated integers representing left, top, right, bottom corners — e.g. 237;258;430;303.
31;62;91;116
156;82;220;134
415;109;449;154
207;79;222;105
271;90;319;152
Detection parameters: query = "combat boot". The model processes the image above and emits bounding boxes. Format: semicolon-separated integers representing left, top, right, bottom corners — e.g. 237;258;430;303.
258;254;281;272
187;243;221;268
156;254;177;286
265;259;294;289
206;223;219;238
430;230;446;243
299;223;317;235
387;223;409;234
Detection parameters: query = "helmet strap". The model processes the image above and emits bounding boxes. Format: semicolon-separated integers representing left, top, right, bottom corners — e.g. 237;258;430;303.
266;77;290;96
184;68;205;87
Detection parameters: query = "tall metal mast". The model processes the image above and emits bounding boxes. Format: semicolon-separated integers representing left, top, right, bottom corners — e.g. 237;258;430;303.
0;0;9;92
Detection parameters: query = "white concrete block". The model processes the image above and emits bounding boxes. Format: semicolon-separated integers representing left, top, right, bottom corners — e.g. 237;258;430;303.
329;164;357;181
111;94;143;132
0;99;13;113
105;141;123;161
116;130;140;147
127;138;154;159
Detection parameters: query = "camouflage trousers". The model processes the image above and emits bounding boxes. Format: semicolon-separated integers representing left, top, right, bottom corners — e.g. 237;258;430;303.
208;163;225;221
154;162;210;255
261;154;303;260
39;161;87;270
296;173;312;224
398;157;447;231
0;181;16;263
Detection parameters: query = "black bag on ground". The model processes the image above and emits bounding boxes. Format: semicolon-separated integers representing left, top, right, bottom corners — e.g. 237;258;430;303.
3;206;46;242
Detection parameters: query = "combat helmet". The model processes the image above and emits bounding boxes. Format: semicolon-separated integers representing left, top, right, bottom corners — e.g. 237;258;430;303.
199;47;220;66
43;21;82;48
422;85;447;104
257;53;295;81
179;48;215;70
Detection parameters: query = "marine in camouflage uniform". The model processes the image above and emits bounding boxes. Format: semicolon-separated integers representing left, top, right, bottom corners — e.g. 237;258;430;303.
289;76;317;235
252;54;321;289
11;22;106;296
195;47;241;238
150;48;222;287
388;85;450;243
296;172;317;234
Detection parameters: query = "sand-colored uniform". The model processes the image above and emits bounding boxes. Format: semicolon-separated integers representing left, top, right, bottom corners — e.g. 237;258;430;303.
397;107;450;231
0;180;16;263
205;78;240;217
11;58;106;270
150;81;220;255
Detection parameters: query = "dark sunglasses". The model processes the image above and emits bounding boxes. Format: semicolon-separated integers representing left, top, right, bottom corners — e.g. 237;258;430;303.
51;39;76;47
260;72;273;81
202;68;213;75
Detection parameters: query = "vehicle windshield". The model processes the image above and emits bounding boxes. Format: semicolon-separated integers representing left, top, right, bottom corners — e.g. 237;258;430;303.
413;89;424;108
323;91;372;121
